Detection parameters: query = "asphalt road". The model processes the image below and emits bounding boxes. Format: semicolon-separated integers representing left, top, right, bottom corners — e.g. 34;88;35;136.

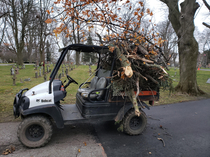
93;99;210;157
0;123;106;157
0;99;209;157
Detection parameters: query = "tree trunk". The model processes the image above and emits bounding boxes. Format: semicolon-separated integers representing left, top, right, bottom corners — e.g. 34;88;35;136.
17;49;23;65
160;0;204;95
76;51;80;65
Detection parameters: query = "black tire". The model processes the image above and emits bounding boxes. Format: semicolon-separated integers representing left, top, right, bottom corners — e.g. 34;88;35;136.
123;109;147;135
17;115;53;148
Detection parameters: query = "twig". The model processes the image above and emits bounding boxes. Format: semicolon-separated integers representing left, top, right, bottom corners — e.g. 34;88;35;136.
157;138;165;147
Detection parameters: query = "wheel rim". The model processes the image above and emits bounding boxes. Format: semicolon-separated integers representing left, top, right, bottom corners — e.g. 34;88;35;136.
129;116;142;130
25;124;45;141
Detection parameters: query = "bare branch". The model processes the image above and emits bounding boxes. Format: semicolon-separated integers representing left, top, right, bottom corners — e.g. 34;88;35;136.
202;0;210;11
203;22;210;29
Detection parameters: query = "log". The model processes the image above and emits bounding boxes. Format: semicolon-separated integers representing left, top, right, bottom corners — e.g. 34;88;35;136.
115;47;133;78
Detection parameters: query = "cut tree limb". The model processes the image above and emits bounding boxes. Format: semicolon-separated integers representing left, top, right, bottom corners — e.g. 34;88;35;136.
127;55;154;63
130;89;140;116
115;47;133;78
145;74;159;85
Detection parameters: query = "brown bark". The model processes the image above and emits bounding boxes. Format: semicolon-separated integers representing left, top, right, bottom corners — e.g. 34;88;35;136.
115;47;140;115
160;0;205;95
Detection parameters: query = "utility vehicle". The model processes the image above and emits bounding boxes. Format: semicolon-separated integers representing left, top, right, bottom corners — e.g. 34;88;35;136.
13;44;159;148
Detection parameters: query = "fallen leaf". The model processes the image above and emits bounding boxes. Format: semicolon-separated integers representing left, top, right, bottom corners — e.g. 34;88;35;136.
78;149;81;152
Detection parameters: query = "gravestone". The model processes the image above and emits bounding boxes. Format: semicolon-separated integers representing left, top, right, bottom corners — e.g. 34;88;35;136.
20;78;23;83
12;74;17;85
44;74;47;82
62;69;64;77
24;78;31;81
15;68;19;74
47;65;49;73
89;65;92;75
58;73;61;80
10;68;15;75
65;69;68;75
35;71;38;78
39;68;42;77
206;78;210;84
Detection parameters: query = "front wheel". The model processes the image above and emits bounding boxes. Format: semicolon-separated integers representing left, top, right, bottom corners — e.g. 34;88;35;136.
17;115;53;148
123;109;147;135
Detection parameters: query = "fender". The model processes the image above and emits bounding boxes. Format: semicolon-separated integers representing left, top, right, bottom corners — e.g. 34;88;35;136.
20;104;64;129
115;101;150;122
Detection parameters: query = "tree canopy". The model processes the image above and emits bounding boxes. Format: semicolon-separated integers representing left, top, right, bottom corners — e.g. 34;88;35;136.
46;0;166;59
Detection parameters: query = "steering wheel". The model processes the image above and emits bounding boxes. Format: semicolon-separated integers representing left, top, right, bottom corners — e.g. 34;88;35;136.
67;75;78;85
64;75;78;89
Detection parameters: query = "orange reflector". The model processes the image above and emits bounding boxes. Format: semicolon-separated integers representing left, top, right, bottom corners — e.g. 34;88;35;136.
134;91;157;96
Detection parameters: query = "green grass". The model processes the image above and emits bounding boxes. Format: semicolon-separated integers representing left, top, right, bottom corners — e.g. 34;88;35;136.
156;68;210;105
0;65;210;123
0;64;91;122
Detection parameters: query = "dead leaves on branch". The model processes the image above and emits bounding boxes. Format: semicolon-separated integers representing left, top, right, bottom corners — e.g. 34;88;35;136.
48;0;162;45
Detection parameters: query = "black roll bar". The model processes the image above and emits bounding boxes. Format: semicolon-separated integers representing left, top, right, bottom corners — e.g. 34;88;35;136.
48;44;109;94
49;47;69;94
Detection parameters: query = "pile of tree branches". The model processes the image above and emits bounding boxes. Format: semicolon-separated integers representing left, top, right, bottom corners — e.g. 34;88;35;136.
100;41;172;116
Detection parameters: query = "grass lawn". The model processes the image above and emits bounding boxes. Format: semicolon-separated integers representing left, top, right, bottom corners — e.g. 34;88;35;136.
0;65;209;123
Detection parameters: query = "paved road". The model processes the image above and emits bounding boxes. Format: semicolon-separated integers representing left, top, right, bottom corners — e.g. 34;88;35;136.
93;99;210;157
0;99;209;157
0;123;106;157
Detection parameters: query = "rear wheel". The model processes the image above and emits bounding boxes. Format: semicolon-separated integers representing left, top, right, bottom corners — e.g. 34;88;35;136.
123;109;147;135
17;115;53;148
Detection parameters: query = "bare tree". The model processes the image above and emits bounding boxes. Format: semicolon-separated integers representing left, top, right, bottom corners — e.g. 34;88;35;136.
159;0;204;95
156;20;178;66
3;0;35;65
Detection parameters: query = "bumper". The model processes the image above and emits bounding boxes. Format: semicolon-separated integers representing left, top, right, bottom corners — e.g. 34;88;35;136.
13;88;29;118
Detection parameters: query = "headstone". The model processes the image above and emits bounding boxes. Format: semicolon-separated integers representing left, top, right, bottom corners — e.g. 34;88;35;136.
11;68;15;75
39;68;42;77
20;78;23;83
206;78;210;84
44;74;47;82
65;69;68;75
47;65;49;73
62;69;64;77
34;64;37;70
15;68;19;74
24;78;31;81
22;64;25;69
89;65;92;75
35;71;38;78
12;74;17;85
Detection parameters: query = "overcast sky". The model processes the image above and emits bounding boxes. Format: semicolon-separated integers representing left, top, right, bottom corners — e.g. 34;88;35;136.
146;0;210;32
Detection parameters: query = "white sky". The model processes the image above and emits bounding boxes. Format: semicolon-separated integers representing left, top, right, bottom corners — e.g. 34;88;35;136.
146;0;210;32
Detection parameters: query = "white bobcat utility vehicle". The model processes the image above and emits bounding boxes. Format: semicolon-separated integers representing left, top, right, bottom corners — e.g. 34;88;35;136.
13;44;159;148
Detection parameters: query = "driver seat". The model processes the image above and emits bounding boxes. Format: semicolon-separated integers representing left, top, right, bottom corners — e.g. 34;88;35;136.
81;77;107;100
77;76;98;93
